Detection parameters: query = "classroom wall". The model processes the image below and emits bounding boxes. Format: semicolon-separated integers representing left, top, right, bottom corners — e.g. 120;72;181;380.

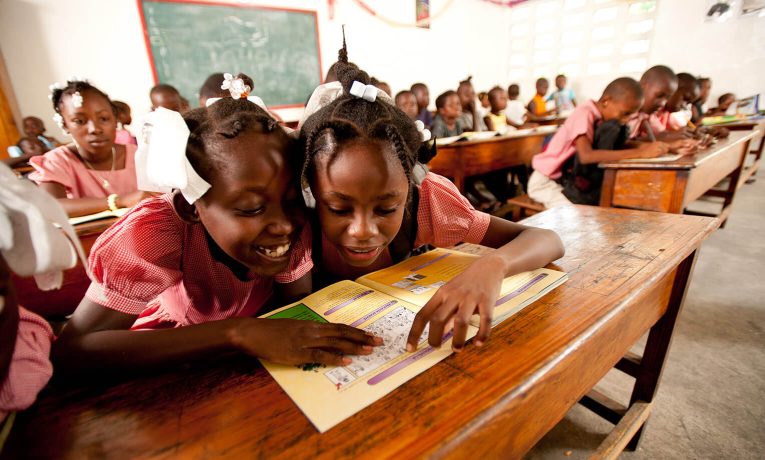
1;0;763;132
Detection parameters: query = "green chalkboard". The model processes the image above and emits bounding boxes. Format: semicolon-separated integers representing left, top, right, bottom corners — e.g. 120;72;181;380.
139;1;322;108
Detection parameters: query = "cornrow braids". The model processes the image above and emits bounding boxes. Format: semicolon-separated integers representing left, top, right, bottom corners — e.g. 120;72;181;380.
50;79;115;116
182;76;296;183
300;41;430;199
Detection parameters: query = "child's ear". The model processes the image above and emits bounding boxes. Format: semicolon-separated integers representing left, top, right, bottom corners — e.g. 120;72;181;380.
172;192;200;223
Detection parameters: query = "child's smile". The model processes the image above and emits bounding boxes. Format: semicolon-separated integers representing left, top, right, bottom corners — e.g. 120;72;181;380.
194;131;304;277
313;138;409;268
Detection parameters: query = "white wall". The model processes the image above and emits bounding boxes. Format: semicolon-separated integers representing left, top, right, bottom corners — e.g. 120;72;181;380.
1;0;763;131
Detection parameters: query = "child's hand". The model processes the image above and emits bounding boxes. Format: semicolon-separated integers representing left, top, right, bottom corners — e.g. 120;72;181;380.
638;141;670;158
406;256;504;353
668;139;700;156
232;318;384;366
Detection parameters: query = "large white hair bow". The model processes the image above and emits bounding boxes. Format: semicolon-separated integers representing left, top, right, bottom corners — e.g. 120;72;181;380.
298;81;395;129
135;107;211;204
0;163;87;290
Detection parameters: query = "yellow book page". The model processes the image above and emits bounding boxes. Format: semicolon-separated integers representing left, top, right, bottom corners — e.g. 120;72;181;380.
68;207;128;226
356;248;568;327
259;279;476;433
355;248;481;307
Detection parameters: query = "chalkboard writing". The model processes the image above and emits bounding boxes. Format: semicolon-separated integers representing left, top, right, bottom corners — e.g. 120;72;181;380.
139;1;322;108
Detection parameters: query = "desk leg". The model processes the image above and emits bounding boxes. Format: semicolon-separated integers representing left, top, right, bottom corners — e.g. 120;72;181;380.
626;249;699;450
599;170;616;207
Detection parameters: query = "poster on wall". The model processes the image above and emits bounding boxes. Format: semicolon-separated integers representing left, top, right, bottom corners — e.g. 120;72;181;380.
416;0;430;29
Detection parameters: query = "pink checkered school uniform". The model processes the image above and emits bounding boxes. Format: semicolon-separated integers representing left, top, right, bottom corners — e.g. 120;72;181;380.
0;307;54;421
84;194;312;330
28;144;138;198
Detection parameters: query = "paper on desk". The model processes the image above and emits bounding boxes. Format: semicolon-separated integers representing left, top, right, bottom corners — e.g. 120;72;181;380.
68;208;128;226
620;153;683;163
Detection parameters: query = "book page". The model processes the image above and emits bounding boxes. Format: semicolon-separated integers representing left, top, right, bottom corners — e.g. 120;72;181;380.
356;248;568;327
259;280;473;433
68;208;128;226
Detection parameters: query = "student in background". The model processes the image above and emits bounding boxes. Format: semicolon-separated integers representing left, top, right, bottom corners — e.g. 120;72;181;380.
53;79;382;377
692;77;711;123
457;76;487;132
198;72;226;107
506;84;529;128
528;77;555;117
371;77;392;97
484;86;520;132
29;79;150;217
395;90;419;121
150;83;183;112
529;77;670;208
664;73;700;131
707;93;736;116
430;90;465;138
112;101;137;145
21;116;60;151
411;82;433;128
548;74;577;112
300;45;564;352
626;66;698;154
478;91;490;112
3;137;49;167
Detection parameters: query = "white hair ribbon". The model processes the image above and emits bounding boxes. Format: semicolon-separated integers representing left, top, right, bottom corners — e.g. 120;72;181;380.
135;107;211;204
349;81;378;102
205;95;268;111
414;120;432;142
298;81;395;130
0;163;88;290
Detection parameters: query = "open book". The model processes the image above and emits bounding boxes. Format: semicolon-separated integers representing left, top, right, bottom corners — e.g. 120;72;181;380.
259;247;567;432
68;208;128;226
435;125;559;146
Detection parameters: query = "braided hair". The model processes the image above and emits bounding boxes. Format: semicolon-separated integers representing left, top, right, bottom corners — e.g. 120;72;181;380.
300;40;435;199
182;74;297;183
50;79;115;118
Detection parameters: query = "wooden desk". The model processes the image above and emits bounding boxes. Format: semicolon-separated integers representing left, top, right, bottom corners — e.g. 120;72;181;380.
599;130;756;225
2;206;719;459
11;217;117;318
713;118;765;182
427;129;554;192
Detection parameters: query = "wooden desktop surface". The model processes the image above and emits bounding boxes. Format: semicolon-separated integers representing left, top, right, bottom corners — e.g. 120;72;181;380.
714;117;765;181
3;206;719;459
427;130;554;192
599;130;756;223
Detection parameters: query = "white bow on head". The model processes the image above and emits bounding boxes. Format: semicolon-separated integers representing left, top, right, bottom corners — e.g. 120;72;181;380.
134;107;211;204
298;81;395;129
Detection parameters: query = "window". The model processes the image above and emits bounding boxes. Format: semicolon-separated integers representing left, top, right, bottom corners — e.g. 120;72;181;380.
506;0;657;86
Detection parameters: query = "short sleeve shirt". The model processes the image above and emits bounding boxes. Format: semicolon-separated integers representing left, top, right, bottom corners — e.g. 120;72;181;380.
84;194;313;329
531;99;602;179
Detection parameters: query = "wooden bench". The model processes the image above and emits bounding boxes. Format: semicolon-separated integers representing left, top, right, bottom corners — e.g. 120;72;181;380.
502;194;546;221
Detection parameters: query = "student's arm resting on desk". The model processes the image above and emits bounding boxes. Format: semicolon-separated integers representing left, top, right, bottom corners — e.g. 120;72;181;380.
574;135;669;164
38;181;155;217
52;298;382;377
406;216;564;352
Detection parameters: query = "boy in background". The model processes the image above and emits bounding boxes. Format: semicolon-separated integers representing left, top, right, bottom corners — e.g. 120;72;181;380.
457;77;487;132
528;77;555;117
149;83;183;112
411;82;433;128
430;90;464;138
529;77;670;207
395;90;419;121
548;74;577;112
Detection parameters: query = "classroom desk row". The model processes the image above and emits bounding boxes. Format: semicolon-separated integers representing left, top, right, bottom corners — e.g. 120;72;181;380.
428;125;758;227
2;206;719;459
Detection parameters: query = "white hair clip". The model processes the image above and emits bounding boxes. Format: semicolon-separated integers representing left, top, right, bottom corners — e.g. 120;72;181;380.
52;113;65;133
135;107;211;204
349;81;378;102
67;75;87;83
48;82;66;92
71;91;84;108
414;120;432;142
221;73;251;100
